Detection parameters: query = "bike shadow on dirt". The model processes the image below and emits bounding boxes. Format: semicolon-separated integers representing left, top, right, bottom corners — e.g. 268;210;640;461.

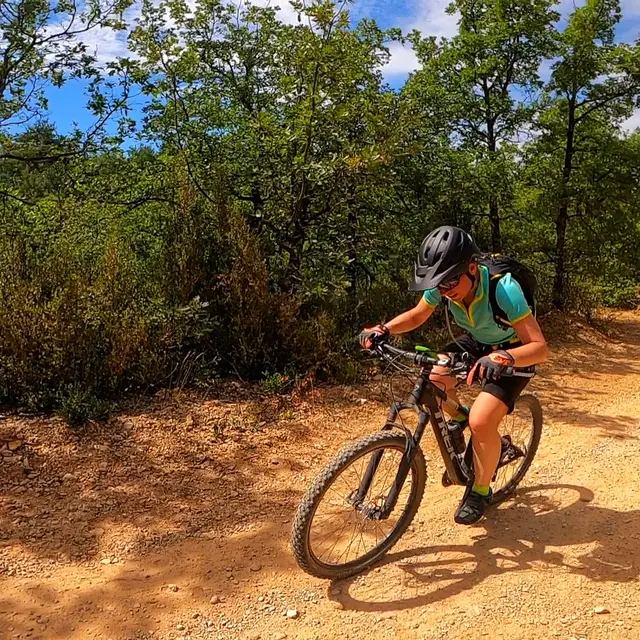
330;483;640;613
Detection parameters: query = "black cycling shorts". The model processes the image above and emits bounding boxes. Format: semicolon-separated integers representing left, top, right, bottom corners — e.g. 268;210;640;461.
442;333;533;413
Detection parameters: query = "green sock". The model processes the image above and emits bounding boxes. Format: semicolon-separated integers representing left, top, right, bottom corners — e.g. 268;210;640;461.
454;405;470;423
472;484;490;496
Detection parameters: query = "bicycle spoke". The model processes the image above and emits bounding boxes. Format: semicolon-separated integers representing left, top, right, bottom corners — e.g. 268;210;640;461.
307;441;418;568
313;516;350;549
317;509;356;561
338;517;360;564
492;398;537;497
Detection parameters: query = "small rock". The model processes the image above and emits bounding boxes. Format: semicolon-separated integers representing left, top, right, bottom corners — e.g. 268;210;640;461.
209;595;220;604
8;440;23;451
200;531;216;539
286;609;298;619
330;601;344;610
100;558;112;565
594;606;610;614
62;473;77;481
191;612;200;619
250;564;262;572
177;623;185;630
167;584;179;592
580;495;593;503
273;634;287;640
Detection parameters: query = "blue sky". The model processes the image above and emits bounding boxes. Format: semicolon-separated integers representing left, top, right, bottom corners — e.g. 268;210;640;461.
43;0;640;137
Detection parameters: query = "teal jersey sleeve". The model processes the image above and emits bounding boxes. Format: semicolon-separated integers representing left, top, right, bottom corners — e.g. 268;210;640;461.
495;274;533;324
422;288;442;307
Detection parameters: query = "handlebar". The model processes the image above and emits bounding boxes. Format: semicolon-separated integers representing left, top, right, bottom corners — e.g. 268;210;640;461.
370;341;535;378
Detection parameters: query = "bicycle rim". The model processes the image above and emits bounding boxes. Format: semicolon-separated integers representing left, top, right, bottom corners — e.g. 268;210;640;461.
490;394;543;503
292;432;426;579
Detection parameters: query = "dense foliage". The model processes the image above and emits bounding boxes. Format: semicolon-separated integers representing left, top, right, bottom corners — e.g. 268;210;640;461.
1;0;639;419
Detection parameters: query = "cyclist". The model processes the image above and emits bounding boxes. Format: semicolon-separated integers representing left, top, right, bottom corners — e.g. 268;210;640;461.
360;226;548;525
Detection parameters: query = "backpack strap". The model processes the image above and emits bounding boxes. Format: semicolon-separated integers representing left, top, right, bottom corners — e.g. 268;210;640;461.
487;272;512;328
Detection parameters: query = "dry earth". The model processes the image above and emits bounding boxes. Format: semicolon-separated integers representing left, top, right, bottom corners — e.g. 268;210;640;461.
1;311;640;640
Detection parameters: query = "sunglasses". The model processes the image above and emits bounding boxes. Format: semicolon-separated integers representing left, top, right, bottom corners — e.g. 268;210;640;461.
438;273;464;292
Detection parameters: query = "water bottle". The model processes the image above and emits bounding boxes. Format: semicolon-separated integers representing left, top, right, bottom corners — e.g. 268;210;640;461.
448;421;466;454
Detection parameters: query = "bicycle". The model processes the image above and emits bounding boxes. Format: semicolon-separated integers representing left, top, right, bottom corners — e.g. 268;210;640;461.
291;341;543;580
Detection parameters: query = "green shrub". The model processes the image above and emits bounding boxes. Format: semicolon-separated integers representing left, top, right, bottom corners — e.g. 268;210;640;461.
57;387;114;428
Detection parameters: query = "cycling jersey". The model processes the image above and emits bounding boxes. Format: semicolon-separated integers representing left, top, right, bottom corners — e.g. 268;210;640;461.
422;264;533;345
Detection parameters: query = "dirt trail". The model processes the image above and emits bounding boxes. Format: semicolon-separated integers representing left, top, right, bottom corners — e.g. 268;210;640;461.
1;311;640;640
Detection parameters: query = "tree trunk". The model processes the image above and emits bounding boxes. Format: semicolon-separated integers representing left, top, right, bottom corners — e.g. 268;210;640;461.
280;174;310;295
484;84;502;253
346;204;358;325
280;223;304;295
553;96;576;310
489;195;501;253
553;201;569;310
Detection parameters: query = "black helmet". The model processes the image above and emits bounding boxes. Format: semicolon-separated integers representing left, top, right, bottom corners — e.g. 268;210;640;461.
409;226;480;291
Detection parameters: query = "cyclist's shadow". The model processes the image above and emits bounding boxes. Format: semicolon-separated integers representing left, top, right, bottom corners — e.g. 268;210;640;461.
331;483;640;612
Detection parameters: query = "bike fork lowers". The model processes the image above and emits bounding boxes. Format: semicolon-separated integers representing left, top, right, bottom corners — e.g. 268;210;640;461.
351;400;429;519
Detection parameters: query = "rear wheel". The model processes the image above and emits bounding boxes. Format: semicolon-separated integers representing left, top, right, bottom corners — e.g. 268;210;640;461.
291;431;427;580
489;394;543;505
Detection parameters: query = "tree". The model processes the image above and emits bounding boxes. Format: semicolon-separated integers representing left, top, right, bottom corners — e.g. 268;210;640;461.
0;0;132;133
407;0;558;250
130;0;406;298
540;0;639;308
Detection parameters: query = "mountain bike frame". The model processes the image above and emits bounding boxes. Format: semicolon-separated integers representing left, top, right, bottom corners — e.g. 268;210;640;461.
350;343;533;520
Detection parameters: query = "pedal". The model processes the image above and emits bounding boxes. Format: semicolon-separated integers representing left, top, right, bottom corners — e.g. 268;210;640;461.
495;435;524;473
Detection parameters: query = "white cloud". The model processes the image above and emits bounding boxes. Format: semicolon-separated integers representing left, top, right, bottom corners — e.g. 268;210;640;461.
410;0;460;39
248;0;301;25
621;108;640;133
383;41;419;77
76;12;140;64
61;0;301;65
381;0;639;80
382;0;459;77
42;2;144;65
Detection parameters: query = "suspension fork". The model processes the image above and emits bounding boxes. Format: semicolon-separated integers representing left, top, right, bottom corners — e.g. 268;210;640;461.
352;378;431;518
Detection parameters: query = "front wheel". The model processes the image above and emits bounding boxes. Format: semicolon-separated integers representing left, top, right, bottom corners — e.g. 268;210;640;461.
291;431;427;580
489;393;543;505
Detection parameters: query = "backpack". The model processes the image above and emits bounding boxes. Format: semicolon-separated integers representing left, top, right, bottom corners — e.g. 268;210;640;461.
477;254;537;328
